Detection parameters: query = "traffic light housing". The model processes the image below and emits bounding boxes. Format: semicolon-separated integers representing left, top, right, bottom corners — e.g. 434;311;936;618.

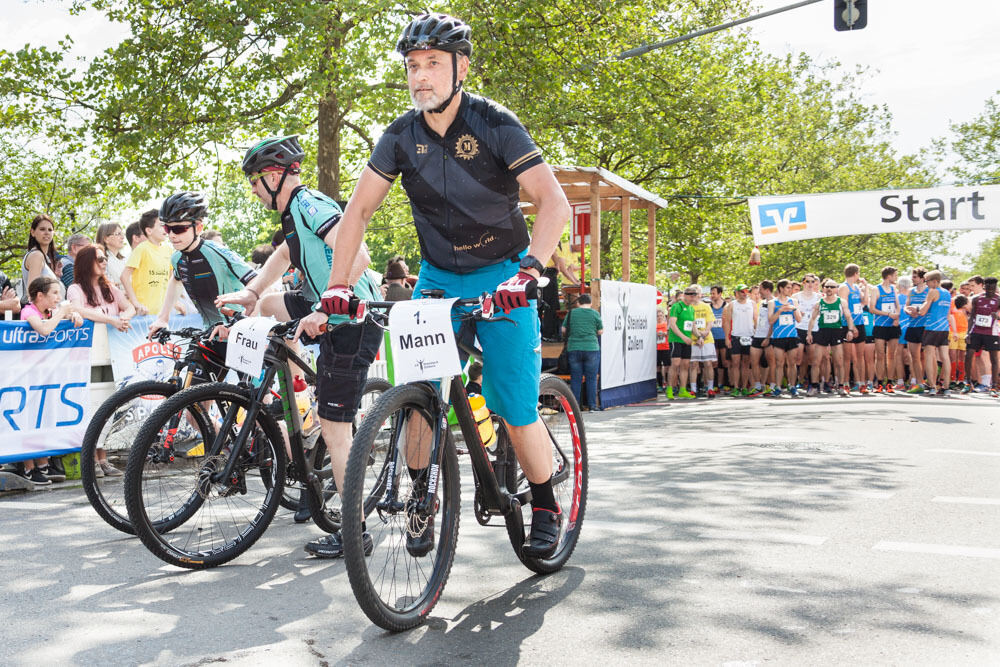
834;0;867;31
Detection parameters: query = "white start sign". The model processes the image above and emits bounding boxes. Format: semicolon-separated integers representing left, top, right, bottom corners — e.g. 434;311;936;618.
388;298;461;384
225;316;276;376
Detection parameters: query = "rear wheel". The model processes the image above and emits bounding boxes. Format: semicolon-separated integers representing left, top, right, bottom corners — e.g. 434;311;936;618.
81;380;179;534
504;374;588;574
342;383;460;631
124;382;285;569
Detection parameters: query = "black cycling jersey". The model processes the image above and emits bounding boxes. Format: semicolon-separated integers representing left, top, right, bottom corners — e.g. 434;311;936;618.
367;92;545;273
171;239;256;326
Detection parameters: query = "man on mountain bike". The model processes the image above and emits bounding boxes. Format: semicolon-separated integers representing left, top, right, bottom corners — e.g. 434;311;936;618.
307;13;572;560
215;135;383;557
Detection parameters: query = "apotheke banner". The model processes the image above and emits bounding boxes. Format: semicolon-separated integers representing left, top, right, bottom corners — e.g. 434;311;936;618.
749;184;1000;245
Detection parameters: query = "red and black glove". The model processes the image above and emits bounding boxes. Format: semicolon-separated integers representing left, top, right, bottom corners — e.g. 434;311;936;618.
493;271;538;313
319;285;356;316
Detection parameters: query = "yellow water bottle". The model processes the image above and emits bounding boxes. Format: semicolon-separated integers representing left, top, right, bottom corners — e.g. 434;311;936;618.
468;393;497;448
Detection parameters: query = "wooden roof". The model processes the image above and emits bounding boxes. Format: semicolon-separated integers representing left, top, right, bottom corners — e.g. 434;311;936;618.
519;165;669;215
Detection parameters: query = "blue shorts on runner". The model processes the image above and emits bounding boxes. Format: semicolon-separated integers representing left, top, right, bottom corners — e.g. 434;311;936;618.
413;257;541;427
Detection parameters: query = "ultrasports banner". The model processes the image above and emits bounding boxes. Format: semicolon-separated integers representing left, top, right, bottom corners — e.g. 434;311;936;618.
107;313;204;384
0;320;95;462
599;280;657;407
748;183;1000;245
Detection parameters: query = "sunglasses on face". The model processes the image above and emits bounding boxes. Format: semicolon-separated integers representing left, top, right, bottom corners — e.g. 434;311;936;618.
96;256;108;263
165;223;195;235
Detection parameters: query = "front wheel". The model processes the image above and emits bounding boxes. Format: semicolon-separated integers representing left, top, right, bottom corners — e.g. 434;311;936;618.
342;383;460;631
124;382;286;569
504;373;588;574
81;380;179;534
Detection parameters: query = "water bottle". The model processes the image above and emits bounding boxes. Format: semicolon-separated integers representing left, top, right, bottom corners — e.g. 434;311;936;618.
468;393;497;448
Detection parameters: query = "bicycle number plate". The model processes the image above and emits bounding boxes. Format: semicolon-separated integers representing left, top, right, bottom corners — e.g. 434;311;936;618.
389;298;462;384
224;316;276;376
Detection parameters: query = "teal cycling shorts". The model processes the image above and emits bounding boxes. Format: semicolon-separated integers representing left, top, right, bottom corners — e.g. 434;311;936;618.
412;258;541;427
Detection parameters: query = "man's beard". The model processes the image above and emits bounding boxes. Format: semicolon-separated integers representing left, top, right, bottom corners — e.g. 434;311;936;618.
410;87;446;112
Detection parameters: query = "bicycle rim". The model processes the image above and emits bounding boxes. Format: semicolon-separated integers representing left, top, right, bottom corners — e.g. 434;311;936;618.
343;384;460;631
81;381;176;534
507;374;588;574
125;382;285;569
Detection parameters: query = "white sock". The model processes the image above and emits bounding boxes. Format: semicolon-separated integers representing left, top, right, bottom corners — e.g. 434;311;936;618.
707;379;715;390
690;382;697;392
982;374;991;386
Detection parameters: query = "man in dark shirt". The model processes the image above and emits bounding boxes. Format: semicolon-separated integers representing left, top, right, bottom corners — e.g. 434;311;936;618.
315;13;571;560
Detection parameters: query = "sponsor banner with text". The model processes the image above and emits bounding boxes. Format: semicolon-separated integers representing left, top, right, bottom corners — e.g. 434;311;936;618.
107;313;205;384
0;320;94;462
599;280;657;390
749;184;1000;245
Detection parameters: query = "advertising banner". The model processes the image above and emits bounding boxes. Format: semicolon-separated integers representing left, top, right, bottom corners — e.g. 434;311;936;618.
599;280;657;407
107;313;204;384
749;183;1000;245
0;320;94;462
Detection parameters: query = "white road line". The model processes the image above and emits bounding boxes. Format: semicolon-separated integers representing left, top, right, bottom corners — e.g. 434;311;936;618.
925;448;1000;457
0;500;67;511
932;496;1000;506
873;541;1000;560
699;529;827;545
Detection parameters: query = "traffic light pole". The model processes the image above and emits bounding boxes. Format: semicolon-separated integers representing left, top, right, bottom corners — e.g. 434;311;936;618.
612;0;825;62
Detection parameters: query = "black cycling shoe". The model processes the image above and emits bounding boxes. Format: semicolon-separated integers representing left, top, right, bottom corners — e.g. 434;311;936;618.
303;531;372;558
522;508;562;559
293;489;311;524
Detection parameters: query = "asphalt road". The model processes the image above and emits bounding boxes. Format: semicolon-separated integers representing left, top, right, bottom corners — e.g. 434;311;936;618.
2;391;998;665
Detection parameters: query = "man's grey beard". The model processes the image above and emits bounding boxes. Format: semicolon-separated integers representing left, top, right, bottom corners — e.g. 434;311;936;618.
411;89;445;111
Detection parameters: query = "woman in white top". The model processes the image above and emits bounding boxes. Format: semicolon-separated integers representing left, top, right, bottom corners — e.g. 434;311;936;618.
21;214;65;301
96;222;128;290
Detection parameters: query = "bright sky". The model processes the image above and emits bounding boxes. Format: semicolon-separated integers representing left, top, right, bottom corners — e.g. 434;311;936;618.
3;0;997;268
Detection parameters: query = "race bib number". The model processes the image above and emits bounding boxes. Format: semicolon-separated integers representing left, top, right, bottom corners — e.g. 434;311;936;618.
739;336;753;346
862;313;870;326
657;331;667;344
882;302;896;314
712;318;722;328
695;318;706;329
225;316;276;376
683;320;694;332
852;303;863;315
779;314;794;326
388;298;461;384
823;309;841;324
976;314;992;328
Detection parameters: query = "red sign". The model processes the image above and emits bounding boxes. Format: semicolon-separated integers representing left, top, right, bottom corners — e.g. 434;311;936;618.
132;341;181;364
656;290;663;305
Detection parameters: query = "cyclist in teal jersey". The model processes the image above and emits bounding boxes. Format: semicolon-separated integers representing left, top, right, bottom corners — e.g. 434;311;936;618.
315;14;572;560
904;267;929;392
915;270;952;395
149;193;257;347
870;266;900;393
767;279;801;396
216;135;384;557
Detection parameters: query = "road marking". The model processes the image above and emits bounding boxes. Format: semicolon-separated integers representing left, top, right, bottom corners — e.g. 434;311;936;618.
925;448;1000;457
788;489;895;499
932;496;1000;506
699;529;827;545
873;541;1000;560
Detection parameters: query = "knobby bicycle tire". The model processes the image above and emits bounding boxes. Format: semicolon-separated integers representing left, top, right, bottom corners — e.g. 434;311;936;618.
81;380;179;535
342;383;460;631
124;382;286;569
504;374;588;574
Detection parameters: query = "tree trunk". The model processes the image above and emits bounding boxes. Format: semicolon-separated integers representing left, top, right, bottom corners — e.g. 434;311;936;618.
316;91;341;200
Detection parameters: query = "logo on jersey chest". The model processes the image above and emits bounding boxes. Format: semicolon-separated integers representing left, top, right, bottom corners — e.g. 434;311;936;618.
455;135;479;160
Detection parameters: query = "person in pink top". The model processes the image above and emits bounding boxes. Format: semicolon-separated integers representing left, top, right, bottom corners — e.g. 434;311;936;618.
68;244;135;332
16;275;83;485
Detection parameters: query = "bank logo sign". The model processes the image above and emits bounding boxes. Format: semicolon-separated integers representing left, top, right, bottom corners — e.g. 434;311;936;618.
758;201;807;235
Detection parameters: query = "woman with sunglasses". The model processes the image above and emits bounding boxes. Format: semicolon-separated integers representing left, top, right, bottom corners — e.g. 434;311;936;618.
96;222;128;290
67;244;135;332
808;281;858;397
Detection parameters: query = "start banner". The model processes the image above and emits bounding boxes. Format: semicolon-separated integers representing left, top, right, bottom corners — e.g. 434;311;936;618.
0;320;95;462
748;183;1000;245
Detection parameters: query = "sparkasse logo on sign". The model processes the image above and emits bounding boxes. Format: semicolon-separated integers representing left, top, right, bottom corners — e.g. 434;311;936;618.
758;201;807;235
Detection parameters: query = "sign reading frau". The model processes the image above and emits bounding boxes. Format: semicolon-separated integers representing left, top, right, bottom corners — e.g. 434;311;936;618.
748;184;1000;246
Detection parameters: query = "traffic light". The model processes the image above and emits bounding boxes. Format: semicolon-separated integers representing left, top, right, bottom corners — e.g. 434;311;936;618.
834;0;868;31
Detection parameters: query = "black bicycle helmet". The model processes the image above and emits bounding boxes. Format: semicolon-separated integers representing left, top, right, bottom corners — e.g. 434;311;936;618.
396;13;472;58
241;135;305;176
160;191;208;222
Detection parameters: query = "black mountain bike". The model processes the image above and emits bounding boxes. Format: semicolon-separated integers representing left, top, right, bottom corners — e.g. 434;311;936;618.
122;319;388;569
80;326;227;534
340;294;588;631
